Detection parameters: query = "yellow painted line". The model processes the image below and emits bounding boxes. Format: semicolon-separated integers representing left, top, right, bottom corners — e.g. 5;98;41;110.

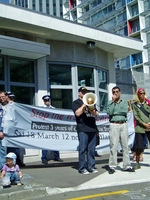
67;190;129;200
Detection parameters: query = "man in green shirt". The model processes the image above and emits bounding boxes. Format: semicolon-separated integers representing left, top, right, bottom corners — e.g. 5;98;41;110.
107;86;135;174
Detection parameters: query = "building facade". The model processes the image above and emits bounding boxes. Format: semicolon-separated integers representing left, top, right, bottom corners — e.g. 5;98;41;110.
63;0;150;97
0;1;142;160
7;0;150;97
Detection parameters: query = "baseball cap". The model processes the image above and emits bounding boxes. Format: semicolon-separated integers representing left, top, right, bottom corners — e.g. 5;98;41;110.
7;92;15;98
78;87;88;93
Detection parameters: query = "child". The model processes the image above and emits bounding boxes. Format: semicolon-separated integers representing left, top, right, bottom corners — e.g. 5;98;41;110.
0;152;23;187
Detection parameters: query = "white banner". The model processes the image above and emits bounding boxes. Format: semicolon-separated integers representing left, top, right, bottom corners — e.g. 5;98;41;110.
2;103;135;154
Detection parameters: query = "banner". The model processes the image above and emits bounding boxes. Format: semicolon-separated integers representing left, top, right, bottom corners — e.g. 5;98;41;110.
2;103;135;154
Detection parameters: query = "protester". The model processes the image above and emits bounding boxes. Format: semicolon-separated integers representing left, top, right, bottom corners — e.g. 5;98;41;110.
0;152;23;187
7;92;15;103
6;92;25;167
0;91;8;169
132;88;150;170
41;95;63;164
107;86;135;174
72;87;99;175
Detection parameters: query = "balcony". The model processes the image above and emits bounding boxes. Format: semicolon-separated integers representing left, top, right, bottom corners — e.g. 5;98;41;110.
126;0;138;6
64;0;69;4
140;9;150;16
78;0;111;20
78;0;94;8
141;26;150;33
144;44;150;49
90;6;126;27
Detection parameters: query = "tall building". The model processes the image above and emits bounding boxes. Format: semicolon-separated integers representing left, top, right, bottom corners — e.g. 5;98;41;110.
62;0;150;97
9;0;64;17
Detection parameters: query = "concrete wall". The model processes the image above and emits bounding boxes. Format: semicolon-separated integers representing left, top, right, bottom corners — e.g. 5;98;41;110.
46;40;108;69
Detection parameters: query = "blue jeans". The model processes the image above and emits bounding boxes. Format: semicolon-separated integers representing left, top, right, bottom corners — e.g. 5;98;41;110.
78;132;96;172
41;150;60;160
5;171;21;184
0;141;6;170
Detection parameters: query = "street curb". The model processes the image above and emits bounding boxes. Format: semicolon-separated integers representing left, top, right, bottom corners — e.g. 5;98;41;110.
0;186;79;200
0;187;48;200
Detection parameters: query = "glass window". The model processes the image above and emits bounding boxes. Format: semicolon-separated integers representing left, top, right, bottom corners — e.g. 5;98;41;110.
25;0;28;8
9;59;35;83
10;86;35;105
108;5;112;13
78;66;94;87
131;4;138;17
98;69;107;89
49;64;72;85
0;85;4;90
53;0;56;15
99;92;108;112
39;0;42;12
32;0;36;10
60;0;63;17
118;12;127;23
102;8;107;16
0;57;4;81
132;20;140;33
50;89;72;109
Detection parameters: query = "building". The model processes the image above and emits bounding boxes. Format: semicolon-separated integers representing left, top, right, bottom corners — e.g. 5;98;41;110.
7;0;150;97
0;1;142;160
62;0;150;97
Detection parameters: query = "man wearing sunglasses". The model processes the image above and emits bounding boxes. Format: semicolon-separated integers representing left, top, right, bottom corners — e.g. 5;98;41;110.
41;95;63;164
107;86;134;174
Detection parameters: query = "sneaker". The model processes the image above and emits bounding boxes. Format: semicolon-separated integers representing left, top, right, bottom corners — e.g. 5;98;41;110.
95;153;101;157
80;169;89;175
108;168;115;174
123;167;135;172
134;163;141;170
41;159;48;164
53;158;63;162
3;184;11;188
89;169;98;174
17;182;22;186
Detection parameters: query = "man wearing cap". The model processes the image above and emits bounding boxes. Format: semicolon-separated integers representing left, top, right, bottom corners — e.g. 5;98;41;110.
41;95;63;164
72;87;99;175
7;92;15;104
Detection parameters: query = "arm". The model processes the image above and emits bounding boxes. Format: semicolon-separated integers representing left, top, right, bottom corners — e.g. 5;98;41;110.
113;100;128;116
75;104;86;117
133;104;150;129
19;171;23;179
88;108;99;117
0;170;5;179
107;101;116;116
0;131;4;140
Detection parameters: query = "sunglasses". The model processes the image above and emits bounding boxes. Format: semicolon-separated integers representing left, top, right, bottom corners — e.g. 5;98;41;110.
112;90;119;94
44;99;50;102
139;92;145;95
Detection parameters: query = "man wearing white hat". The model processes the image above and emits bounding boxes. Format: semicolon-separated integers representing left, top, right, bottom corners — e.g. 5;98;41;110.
41;95;63;164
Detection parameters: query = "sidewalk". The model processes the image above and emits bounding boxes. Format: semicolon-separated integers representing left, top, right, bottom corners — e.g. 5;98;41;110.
1;150;150;200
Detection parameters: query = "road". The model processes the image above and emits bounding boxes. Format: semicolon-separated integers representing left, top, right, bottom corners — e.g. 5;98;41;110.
1;150;150;200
